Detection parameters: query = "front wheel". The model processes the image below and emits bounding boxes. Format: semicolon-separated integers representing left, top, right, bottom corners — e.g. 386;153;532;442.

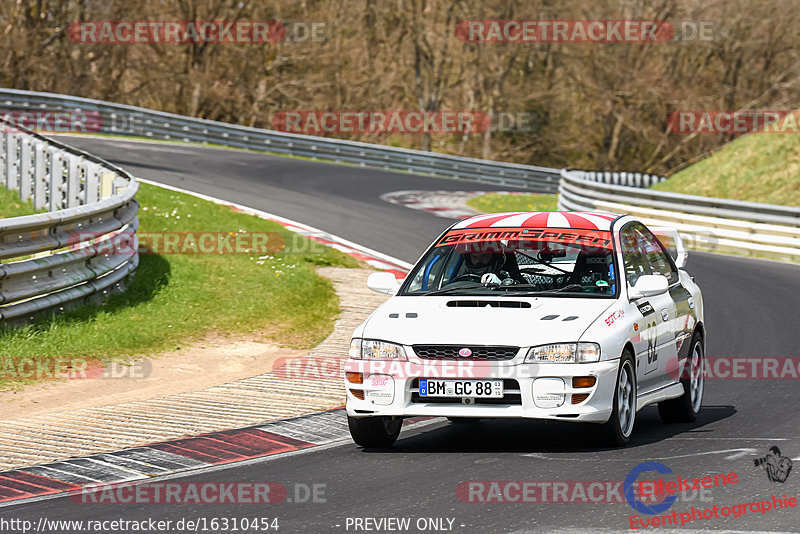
348;415;402;448
598;352;636;446
659;333;704;422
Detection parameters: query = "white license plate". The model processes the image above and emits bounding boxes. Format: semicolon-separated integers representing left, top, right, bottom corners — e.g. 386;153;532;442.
419;379;503;398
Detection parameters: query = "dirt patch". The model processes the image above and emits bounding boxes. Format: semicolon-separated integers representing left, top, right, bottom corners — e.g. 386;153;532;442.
0;334;306;420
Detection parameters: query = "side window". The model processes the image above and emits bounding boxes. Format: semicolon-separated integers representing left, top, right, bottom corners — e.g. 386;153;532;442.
408;252;447;292
620;226;649;286
637;226;679;285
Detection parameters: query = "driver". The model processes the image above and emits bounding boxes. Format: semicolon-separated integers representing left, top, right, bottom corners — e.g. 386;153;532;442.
464;250;505;277
456;242;522;284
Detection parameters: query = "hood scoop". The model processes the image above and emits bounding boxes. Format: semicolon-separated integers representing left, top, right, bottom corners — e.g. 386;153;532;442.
446;300;531;308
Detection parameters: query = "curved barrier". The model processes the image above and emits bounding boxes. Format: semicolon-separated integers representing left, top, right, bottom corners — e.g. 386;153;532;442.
558;169;800;260
0;89;561;192
0;118;139;322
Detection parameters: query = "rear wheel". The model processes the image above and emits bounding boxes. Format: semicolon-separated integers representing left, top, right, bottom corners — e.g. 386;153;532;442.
598;352;636;446
347;415;402;448
659;333;704;422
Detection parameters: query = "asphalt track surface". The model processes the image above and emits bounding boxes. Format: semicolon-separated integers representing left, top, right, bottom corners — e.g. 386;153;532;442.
3;136;799;533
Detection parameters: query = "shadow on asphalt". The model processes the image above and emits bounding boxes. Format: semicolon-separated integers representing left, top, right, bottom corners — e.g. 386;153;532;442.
362;405;736;454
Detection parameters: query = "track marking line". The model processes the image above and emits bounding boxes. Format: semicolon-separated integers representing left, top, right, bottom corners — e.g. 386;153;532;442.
523;448;764;462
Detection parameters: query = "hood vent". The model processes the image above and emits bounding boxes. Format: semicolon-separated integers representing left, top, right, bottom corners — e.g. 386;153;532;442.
446;300;531;308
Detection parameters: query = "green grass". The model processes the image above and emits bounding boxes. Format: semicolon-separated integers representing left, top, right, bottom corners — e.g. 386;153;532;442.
466;192;558;213
0;182;359;388
653;132;800;206
0;186;41;218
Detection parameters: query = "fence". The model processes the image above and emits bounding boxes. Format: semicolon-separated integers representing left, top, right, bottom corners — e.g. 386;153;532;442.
0;117;139;322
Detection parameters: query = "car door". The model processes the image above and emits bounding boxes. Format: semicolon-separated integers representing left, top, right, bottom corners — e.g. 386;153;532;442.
620;223;678;394
637;225;695;371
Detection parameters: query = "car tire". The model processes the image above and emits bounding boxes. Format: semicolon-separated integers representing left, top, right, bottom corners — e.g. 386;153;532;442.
598;351;637;447
347;415;402;448
447;417;481;424
658;332;704;423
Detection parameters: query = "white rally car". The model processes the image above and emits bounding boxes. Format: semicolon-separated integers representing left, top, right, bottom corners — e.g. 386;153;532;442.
344;212;705;447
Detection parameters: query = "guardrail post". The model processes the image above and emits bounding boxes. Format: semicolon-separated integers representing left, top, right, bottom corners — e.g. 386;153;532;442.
66;154;81;207
84;161;100;204
0;133;5;185
33;142;47;210
5;133;18;190
100;172;115;198
48;147;64;211
19;137;32;200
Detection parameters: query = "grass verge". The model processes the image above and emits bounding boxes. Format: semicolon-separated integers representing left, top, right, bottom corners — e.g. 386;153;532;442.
466;192;559;213
652;132;800;206
0;181;359;389
0;186;41;218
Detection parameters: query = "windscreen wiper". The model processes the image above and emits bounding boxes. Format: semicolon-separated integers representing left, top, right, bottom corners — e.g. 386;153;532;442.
424;283;485;296
494;283;585;296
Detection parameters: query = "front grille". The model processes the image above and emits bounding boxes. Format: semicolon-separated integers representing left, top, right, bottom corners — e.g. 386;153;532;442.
410;378;522;405
412;345;519;361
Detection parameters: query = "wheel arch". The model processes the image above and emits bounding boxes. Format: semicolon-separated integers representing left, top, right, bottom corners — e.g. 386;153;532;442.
693;321;706;344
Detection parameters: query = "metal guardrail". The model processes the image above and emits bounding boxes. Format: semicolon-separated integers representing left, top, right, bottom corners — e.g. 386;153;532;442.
0;117;139;322
0;89;566;192
558;169;800;259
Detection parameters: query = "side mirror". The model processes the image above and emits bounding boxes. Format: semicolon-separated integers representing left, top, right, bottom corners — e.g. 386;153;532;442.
367;272;401;295
628;274;669;300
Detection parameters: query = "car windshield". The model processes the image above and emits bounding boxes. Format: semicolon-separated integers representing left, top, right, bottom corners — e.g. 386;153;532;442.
400;227;618;297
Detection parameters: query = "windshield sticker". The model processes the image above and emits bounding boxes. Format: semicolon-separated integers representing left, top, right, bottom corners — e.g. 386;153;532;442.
436;227;613;249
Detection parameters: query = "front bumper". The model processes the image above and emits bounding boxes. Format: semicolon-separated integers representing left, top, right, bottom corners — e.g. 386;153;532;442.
343;358;619;423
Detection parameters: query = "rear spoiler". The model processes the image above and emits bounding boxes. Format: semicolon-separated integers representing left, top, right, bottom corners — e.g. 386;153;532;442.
650;226;688;269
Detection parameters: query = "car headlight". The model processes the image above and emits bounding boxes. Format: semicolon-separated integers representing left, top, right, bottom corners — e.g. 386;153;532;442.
356;339;407;361
525;343;601;363
349;338;362;359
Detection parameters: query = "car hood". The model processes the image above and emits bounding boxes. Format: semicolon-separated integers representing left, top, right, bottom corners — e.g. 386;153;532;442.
361;296;616;347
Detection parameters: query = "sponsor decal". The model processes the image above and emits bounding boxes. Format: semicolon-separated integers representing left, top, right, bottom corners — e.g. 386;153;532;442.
604;309;624;326
637;302;655;316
